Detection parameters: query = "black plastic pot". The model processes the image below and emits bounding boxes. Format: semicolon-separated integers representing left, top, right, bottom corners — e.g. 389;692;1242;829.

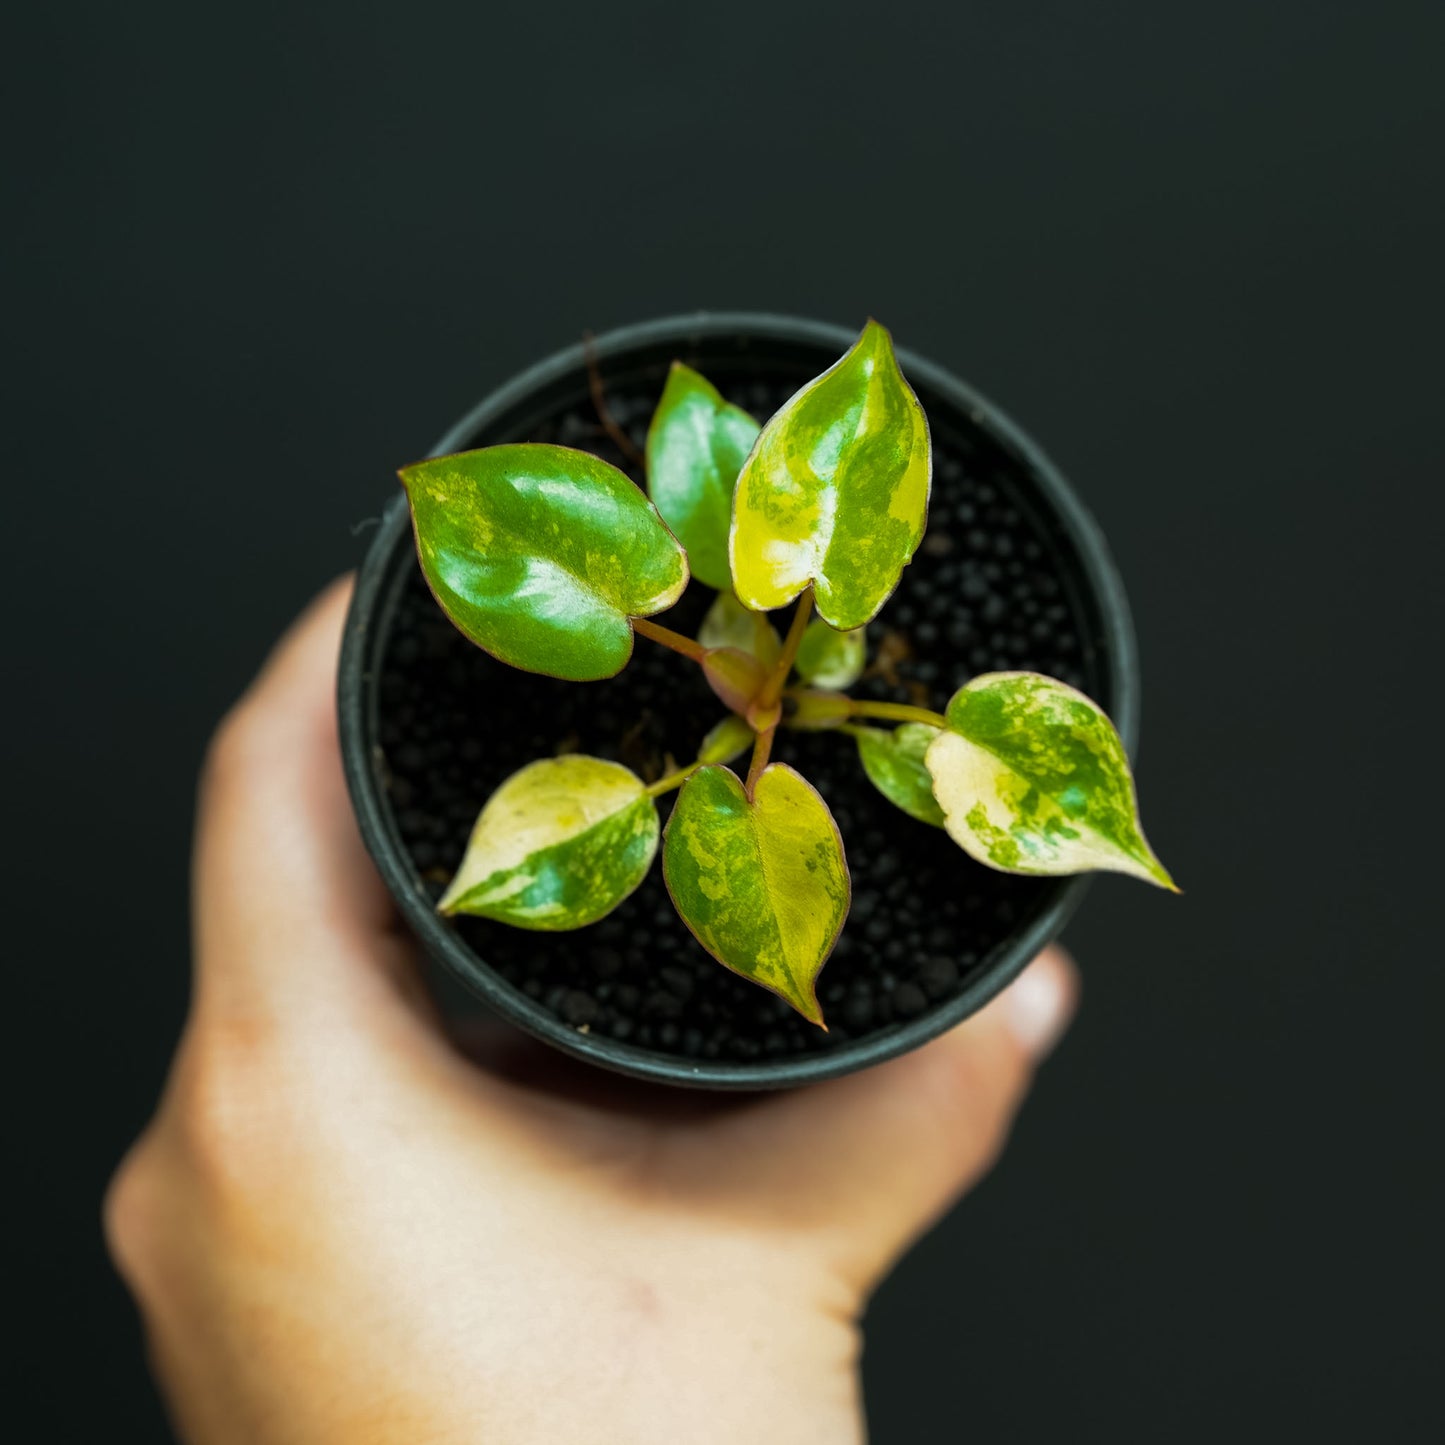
338;313;1138;1090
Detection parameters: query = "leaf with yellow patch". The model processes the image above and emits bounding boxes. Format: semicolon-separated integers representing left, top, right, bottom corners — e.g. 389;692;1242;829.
925;673;1175;888
662;764;850;1027
730;320;930;630
401;444;688;681
646;363;760;590
439;756;659;928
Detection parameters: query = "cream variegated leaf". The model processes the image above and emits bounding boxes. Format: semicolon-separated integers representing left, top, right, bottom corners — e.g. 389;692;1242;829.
439;755;659;928
925;673;1175;888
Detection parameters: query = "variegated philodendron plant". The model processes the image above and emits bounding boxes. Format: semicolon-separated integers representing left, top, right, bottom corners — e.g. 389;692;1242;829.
399;322;1175;1029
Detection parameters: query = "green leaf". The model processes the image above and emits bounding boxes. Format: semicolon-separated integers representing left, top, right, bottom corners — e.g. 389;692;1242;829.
925;672;1175;888
697;588;781;666
439;755;659;928
646;363;761;591
698;715;755;766
400;443;688;682
730;320;931;631
662;764;850;1027
852;724;946;827
795;619;866;689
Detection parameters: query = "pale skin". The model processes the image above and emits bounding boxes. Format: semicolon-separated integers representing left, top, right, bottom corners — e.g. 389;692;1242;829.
104;578;1078;1444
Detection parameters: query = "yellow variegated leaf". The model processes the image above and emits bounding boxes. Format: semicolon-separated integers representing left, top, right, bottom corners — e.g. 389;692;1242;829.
697;589;782;667
439;755;659;928
730;320;931;631
662;764;849;1026
925;673;1175;888
795;619;866;689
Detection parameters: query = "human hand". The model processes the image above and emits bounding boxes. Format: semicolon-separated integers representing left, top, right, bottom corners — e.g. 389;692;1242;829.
105;578;1078;1445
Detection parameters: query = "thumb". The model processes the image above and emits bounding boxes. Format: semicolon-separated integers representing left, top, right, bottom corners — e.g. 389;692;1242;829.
743;946;1078;1292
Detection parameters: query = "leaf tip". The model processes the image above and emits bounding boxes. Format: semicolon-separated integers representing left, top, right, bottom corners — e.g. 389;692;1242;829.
858;316;895;354
790;989;827;1031
1131;846;1179;893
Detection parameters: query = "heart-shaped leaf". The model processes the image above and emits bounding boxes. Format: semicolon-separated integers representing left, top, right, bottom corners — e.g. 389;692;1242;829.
439;755;659;927
401;443;688;682
662;764;849;1026
646;363;761;590
795;619;867;689
730;320;931;631
697;588;782;666
925;672;1175;888
852;723;946;827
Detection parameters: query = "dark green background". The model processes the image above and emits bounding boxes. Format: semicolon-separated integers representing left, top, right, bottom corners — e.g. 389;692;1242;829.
10;2;1441;1438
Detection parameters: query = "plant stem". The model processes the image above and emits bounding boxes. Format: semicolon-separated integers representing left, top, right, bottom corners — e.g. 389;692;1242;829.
735;591;814;797
756;590;814;710
633;617;707;662
846;699;949;729
644;760;705;798
583;329;644;465
744;723;775;796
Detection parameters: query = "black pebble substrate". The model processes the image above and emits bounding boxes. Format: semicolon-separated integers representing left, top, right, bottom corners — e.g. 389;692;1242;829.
376;373;1101;1063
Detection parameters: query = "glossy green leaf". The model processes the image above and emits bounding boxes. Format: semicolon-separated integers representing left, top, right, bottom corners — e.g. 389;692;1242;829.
698;715;755;766
852;723;946;827
925;673;1175;887
662;764;849;1026
400;443;688;682
730;320;931;631
438;755;659;928
795;619;866;689
697;588;781;667
646;363;761;590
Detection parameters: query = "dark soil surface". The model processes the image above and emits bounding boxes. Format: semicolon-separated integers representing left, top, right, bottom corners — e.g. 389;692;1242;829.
376;373;1104;1063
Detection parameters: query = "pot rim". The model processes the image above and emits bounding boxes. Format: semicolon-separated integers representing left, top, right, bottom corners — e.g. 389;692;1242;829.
338;311;1138;1089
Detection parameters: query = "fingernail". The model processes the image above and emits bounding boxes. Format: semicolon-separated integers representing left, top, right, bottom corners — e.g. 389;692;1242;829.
1006;951;1075;1060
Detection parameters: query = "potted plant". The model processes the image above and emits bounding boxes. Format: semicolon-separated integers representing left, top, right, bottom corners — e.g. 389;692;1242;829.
339;313;1172;1088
